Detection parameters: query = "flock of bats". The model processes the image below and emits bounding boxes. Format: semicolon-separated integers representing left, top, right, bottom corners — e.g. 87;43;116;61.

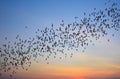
0;0;120;78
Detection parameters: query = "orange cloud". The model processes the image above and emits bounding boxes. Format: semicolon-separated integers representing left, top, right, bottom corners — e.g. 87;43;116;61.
13;51;120;79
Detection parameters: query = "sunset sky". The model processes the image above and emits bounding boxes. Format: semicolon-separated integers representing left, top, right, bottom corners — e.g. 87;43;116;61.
0;0;120;79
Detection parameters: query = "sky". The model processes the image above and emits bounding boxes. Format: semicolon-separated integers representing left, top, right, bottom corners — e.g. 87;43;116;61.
0;0;107;39
0;0;120;79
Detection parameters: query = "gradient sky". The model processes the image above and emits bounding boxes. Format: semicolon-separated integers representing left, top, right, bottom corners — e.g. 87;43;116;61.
0;0;120;79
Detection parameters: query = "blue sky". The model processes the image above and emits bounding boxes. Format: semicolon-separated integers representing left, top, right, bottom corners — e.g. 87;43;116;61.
0;0;108;40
